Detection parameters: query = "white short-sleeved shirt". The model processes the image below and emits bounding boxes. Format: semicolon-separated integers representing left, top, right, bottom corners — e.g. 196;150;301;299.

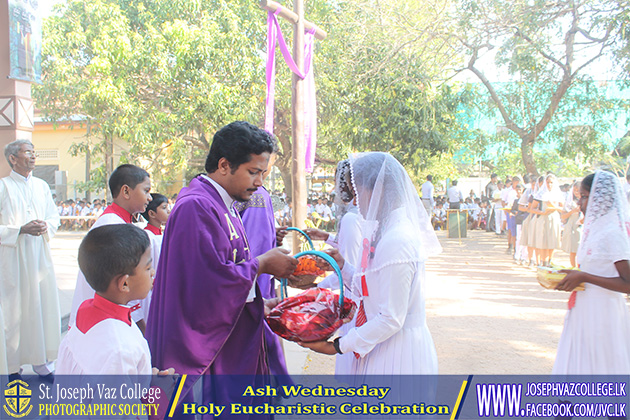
57;294;152;375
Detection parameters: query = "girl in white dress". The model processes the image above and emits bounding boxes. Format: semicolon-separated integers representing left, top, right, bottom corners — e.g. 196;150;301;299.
539;175;564;266
554;171;630;374
522;177;543;266
300;152;442;374
560;182;581;267
528;177;546;265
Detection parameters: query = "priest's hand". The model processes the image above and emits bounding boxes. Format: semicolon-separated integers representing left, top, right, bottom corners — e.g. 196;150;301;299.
275;227;289;246
20;220;47;236
297;340;336;355
304;228;329;241
257;248;298;278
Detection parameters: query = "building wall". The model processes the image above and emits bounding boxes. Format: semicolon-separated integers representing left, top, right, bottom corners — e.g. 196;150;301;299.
32;121;127;200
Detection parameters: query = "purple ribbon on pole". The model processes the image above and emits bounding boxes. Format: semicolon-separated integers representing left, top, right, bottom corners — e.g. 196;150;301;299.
303;27;317;173
265;9;318;173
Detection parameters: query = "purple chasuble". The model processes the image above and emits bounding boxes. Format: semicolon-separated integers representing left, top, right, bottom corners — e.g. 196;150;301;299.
235;187;291;380
146;175;268;373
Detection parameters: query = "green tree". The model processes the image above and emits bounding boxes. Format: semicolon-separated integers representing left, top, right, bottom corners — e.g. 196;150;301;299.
309;0;466;175
448;0;629;175
35;0;469;198
35;0;267;194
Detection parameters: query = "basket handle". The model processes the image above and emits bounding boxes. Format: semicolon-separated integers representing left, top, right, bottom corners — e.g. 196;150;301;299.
293;250;344;307
286;227;314;250
278;249;344;307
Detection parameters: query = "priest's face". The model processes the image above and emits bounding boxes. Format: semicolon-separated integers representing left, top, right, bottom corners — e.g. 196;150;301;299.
226;152;270;202
10;143;37;176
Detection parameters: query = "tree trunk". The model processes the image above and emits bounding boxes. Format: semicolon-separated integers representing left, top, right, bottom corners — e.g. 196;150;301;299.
520;135;538;176
279;167;292;201
105;134;114;201
273;108;294;200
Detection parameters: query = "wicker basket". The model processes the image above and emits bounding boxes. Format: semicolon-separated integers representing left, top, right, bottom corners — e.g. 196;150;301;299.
537;266;584;291
287;273;320;288
279;250;346;308
287;254;326;288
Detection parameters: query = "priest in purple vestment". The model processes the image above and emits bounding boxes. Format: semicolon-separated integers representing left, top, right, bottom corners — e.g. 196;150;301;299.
146;122;297;418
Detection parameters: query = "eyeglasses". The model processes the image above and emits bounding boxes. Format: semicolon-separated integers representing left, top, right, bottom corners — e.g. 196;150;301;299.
17;151;38;158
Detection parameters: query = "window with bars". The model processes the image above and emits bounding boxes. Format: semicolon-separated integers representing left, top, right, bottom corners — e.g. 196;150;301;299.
37;149;59;160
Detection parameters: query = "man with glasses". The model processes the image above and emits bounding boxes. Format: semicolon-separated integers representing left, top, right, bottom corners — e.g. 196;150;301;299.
0;140;61;379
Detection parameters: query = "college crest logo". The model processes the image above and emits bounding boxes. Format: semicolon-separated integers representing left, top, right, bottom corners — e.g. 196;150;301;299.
4;379;32;418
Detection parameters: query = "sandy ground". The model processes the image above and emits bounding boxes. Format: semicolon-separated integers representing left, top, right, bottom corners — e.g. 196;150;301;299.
301;229;603;375
51;229;628;375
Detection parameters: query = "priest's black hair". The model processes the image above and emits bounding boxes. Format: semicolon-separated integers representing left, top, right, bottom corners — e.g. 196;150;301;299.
78;224;150;292
109;164;150;198
141;193;168;221
205;121;277;174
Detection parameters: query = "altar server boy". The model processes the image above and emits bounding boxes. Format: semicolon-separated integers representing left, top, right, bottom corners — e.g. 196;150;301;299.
69;164;152;328
57;224;154;374
137;193;170;324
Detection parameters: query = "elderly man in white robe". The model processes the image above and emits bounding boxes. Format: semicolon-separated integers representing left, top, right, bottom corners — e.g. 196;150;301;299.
0;140;61;377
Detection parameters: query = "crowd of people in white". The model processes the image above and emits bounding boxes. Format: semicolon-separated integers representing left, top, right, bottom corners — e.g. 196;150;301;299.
55;196;177;230
422;172;630;269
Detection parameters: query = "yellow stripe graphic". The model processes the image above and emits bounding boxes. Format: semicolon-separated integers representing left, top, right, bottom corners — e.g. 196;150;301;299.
168;374;187;418
450;379;468;420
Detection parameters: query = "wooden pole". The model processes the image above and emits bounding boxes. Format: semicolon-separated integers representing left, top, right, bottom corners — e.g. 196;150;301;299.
259;0;327;40
259;0;326;253
291;0;306;255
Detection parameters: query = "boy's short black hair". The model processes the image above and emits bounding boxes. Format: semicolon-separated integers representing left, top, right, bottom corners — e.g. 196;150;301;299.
109;164;150;198
141;193;168;221
78;224;150;292
205;121;277;174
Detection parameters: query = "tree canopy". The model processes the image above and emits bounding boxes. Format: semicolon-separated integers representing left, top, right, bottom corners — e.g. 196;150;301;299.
446;0;630;175
34;0;630;195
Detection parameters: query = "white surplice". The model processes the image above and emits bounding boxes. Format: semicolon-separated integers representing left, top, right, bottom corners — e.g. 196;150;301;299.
0;171;61;373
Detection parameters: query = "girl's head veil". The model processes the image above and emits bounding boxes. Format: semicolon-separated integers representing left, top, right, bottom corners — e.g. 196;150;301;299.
348;152;441;261
577;170;630;264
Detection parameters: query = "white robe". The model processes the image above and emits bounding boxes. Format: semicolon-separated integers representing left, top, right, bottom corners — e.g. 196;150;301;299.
318;206;362;375
337;213;438;375
0;171;61;373
553;255;630;374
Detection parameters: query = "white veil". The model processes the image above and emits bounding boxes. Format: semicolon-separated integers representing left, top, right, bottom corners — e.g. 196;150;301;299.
577;170;630;264
348;152;442;274
534;175;563;203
